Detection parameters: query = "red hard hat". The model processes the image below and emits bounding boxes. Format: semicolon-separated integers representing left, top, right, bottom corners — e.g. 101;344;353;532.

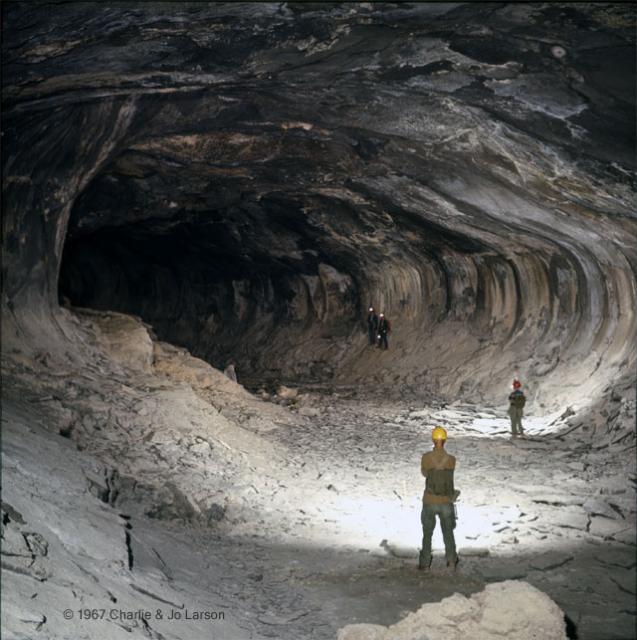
513;379;521;389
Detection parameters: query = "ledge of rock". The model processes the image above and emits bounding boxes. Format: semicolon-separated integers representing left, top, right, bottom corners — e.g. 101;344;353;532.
337;580;567;640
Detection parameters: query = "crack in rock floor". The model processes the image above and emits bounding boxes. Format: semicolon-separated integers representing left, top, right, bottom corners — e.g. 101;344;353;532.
2;351;635;640
233;393;636;640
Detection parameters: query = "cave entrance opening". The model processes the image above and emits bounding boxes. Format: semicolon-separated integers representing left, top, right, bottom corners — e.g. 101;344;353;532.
58;176;362;389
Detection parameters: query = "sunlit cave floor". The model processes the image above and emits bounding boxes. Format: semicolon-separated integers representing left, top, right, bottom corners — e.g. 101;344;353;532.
2;310;635;640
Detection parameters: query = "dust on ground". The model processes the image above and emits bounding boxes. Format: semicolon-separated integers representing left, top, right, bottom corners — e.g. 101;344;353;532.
2;309;635;640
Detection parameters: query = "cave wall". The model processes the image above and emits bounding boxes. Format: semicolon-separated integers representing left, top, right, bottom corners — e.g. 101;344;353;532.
3;2;636;409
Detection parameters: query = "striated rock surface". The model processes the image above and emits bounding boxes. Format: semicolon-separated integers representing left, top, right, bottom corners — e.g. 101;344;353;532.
2;2;635;420
1;5;636;640
1;307;635;639
337;580;568;640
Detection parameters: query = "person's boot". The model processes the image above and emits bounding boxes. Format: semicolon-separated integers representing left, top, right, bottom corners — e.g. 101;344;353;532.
446;556;459;572
418;554;432;572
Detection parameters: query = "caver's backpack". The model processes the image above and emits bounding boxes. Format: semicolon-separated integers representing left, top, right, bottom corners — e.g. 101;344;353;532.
426;452;453;496
509;390;526;409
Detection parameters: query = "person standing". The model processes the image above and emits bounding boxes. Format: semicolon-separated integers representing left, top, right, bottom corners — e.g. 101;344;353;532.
508;379;526;436
377;312;390;349
367;307;379;346
419;426;459;572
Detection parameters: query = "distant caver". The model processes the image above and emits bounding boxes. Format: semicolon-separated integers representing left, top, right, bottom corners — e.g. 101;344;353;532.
366;306;379;346
377;312;391;350
508;379;526;437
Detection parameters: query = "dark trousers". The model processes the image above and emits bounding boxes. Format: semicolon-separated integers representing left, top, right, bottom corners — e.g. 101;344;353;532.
378;332;388;349
419;503;457;564
368;327;376;345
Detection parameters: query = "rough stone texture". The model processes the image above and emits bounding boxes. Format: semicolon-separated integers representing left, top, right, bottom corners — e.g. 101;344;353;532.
338;581;567;640
2;4;636;640
83;308;155;373
1;307;635;640
2;402;251;640
2;2;635;420
529;551;574;572
338;624;387;640
589;515;636;542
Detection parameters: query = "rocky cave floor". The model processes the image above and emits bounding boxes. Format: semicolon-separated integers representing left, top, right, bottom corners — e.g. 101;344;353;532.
2;309;636;640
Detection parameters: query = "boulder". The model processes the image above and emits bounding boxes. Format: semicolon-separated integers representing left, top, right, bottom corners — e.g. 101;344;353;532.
277;385;299;401
589;515;635;541
338;581;567;640
88;311;154;373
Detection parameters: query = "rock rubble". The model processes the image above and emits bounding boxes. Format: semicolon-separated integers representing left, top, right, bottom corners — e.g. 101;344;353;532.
338;581;568;640
2;4;636;638
2;308;635;639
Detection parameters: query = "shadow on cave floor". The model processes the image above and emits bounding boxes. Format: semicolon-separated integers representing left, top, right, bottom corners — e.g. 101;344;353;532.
208;391;635;640
133;515;635;640
2;310;634;640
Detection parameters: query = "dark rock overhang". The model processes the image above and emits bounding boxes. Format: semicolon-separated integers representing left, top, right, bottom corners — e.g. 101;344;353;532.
2;2;636;402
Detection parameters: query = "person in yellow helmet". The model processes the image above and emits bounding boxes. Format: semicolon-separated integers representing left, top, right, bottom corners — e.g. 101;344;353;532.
418;426;459;572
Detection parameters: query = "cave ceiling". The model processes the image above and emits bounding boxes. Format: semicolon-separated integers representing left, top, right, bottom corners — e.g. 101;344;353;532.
2;2;636;395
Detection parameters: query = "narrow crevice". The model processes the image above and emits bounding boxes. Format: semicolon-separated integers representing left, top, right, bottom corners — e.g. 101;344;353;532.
121;515;133;571
564;613;579;639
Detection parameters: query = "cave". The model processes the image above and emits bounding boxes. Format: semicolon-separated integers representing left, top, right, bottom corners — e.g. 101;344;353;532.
2;3;636;640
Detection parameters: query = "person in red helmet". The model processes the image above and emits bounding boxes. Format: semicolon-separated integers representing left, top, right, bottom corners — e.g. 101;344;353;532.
508;379;526;436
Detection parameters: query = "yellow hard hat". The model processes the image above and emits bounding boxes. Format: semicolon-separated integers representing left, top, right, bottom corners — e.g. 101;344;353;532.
432;426;447;441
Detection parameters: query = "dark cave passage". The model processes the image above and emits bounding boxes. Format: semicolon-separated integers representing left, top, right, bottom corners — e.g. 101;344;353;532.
58;181;368;383
2;0;632;404
55;130;636;404
2;4;636;640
